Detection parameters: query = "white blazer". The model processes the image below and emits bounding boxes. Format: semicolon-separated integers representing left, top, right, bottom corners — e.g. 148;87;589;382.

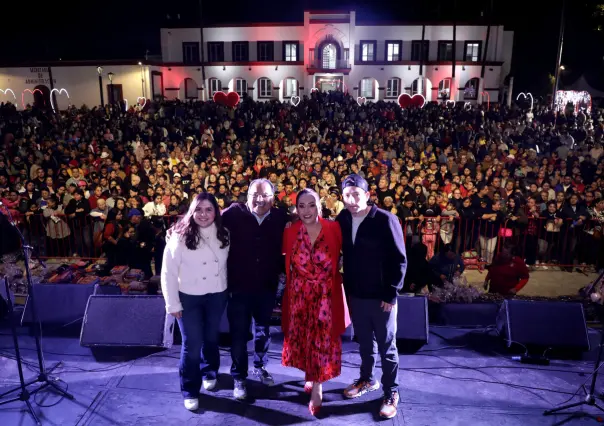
160;223;229;313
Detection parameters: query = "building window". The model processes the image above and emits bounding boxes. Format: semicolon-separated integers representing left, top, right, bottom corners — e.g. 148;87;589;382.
258;42;274;62
182;42;200;64
464;41;482;62
235;78;247;96
464;78;479;100
258;78;272;98
438;41;453;61
208;42;224;62
284;42;298;61
411;40;429;61
360;78;373;98
284;78;297;97
386;41;402;62
386;78;401;98
438;78;452;99
360;41;376;62
322;44;337;69
232;42;249;62
209;78;221;96
184;78;198;99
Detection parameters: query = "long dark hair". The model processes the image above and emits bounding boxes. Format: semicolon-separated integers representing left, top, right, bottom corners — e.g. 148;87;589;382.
172;193;229;250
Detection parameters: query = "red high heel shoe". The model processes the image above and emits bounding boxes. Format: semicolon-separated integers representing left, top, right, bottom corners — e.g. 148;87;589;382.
304;381;313;394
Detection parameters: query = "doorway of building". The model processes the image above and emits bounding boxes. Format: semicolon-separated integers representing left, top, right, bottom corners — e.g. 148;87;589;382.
315;76;344;93
33;85;50;108
107;84;124;104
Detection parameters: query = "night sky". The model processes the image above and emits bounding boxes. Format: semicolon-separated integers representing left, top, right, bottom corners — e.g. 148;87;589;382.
3;0;603;95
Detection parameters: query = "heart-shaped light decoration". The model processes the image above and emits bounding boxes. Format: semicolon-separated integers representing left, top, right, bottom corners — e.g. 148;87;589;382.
136;96;148;109
0;89;16;100
50;88;70;113
213;91;227;105
123;99;129;111
481;91;490;109
290;95;301;106
225;92;240;108
21;88;43;109
464;102;472;111
516;92;534;111
398;93;425;109
356;97;366;106
445;99;455;108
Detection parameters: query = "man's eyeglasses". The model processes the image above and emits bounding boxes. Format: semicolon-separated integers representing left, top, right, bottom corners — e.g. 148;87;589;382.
248;193;273;200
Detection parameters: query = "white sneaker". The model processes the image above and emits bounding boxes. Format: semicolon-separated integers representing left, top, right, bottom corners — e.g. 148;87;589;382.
203;379;217;391
184;398;199;411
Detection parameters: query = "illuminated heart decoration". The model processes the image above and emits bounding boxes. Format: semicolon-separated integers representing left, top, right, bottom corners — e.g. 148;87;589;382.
50;88;70;113
21;89;43;109
480;91;490;109
136;96;147;109
464;102;472;110
213;91;227;105
225;92;240;108
516;92;534;111
310;88;319;94
290;95;301;107
445;99;455;108
356;96;366;106
0;89;16;100
398;93;425;109
124;99;129;111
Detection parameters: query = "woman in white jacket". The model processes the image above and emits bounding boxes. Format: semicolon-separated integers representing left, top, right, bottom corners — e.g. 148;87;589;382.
161;193;230;411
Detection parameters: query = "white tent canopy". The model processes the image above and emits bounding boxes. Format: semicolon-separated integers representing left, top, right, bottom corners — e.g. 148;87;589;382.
565;75;604;98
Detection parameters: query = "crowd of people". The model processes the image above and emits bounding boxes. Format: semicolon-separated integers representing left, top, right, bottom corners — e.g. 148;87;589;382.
0;91;603;275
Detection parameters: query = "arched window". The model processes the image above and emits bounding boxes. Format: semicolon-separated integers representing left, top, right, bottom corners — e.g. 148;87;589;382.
322;44;336;69
360;78;374;99
209;78;221;96
258;78;272;98
438;78;452;99
411;78;427;97
464;78;480;100
184;78;198;99
386;78;401;98
284;78;297;97
234;78;247;96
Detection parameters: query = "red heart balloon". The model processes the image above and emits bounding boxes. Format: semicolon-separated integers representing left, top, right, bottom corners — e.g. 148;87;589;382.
213;91;227;105
398;93;425;109
225;92;240;108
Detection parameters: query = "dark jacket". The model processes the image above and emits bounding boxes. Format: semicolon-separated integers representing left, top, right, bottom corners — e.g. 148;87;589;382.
337;205;407;304
222;202;288;294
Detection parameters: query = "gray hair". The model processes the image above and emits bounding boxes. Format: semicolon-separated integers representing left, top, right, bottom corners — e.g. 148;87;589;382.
248;178;275;195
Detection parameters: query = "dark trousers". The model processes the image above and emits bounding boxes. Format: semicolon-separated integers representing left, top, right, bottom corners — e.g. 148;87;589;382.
228;291;275;381
177;290;228;399
349;296;399;396
525;235;538;265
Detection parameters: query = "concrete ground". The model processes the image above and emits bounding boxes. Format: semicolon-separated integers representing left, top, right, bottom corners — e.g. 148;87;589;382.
464;269;599;298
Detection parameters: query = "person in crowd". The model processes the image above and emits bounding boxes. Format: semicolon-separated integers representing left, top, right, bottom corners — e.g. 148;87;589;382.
281;188;349;415
484;244;530;295
64;188;91;257
221;178;288;400
336;174;406;420
161;193;230;412
429;244;465;282
402;243;443;293
42;195;71;257
127;209;155;278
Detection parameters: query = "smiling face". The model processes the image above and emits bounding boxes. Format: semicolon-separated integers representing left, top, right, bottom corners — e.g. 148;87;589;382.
193;199;216;228
247;181;274;216
296;192;320;225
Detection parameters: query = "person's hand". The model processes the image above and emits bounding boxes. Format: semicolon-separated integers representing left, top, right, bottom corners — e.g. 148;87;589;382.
380;301;395;312
285;221;292;229
170;311;182;319
510;216;517;221
100;214;106;220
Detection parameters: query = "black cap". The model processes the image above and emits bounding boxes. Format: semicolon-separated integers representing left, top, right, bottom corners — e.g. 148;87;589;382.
341;173;369;192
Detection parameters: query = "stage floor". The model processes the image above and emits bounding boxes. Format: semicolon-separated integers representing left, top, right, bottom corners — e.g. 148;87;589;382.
1;326;604;425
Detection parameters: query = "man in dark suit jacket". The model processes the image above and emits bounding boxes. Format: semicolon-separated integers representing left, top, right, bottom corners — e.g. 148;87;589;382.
336;174;407;420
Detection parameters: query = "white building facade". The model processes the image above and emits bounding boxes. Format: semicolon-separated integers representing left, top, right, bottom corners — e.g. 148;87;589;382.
0;10;513;110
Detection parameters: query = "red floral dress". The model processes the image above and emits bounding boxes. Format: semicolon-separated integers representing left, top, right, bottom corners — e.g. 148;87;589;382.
282;226;342;383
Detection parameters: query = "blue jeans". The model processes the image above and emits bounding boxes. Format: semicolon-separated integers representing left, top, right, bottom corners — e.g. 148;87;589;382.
227;292;275;381
177;290;228;399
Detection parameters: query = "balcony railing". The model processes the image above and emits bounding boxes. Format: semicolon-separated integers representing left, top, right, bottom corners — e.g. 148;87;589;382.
306;59;351;71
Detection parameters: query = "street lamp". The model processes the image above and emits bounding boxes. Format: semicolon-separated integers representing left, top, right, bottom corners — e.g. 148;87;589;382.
107;72;114;104
560;65;565;70
97;67;104;106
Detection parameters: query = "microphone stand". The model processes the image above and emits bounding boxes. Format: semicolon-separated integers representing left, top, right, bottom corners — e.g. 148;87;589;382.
0;205;74;419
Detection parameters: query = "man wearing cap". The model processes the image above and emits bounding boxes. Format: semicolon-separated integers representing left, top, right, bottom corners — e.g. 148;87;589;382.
336;173;406;419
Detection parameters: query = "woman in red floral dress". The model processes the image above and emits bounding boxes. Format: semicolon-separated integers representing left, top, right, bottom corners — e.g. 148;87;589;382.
282;189;350;416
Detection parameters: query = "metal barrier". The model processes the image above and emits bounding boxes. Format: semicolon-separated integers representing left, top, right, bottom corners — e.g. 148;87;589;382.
11;211;603;270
